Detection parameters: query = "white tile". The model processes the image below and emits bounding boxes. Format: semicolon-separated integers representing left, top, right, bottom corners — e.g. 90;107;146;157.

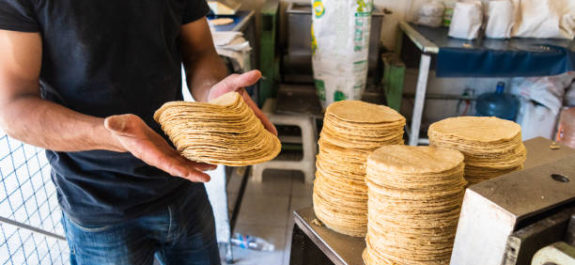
231;224;286;265
233;223;287;251
245;169;293;197
236;193;290;227
289;197;313;216
281;197;313;265
230;246;284;265
228;192;239;216
229;168;314;265
227;169;244;194
290;176;313;199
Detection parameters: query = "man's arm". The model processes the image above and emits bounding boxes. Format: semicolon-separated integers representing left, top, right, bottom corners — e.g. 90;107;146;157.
0;29;213;182
181;18;277;135
180;18;227;102
0;30;120;151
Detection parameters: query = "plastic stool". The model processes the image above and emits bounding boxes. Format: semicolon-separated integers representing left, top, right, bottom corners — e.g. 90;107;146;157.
252;99;318;184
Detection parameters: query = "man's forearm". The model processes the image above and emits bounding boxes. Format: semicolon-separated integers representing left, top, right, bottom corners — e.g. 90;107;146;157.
0;95;123;152
185;49;228;102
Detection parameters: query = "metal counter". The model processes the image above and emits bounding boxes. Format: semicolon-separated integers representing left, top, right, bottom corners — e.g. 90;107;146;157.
289;137;575;265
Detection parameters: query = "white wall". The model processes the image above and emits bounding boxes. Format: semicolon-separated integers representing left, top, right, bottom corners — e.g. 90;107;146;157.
272;0;419;50
372;0;514;123
240;0;510;122
374;0;416;50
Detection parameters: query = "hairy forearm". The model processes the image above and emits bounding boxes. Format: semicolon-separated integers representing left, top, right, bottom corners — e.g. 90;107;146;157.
0;95;123;152
185;49;228;102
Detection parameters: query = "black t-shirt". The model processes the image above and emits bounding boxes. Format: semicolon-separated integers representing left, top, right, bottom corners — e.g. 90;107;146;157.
0;0;209;225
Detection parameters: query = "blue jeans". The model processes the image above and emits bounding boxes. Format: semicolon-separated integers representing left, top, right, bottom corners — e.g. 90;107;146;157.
61;184;220;265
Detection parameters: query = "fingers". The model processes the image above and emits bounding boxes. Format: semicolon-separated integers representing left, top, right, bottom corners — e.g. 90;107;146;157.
253;108;278;135
239;89;278;135
157;151;212;183
176;164;212;183
182;171;211;183
261;116;278;135
105;113;216;182
221;70;261;91
209;70;262;100
173;164;212;183
151;142;216;182
191;161;217;171
235;70;262;88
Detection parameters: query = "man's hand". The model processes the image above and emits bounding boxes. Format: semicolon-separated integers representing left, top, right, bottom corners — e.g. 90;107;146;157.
104;114;216;182
207;70;278;135
179;19;276;135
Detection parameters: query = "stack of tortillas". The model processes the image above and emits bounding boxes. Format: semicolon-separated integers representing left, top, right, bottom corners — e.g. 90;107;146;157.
363;145;466;265
154;92;281;166
313;100;405;237
428;116;526;185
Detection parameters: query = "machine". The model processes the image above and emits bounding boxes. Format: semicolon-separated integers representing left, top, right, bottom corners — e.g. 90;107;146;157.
451;139;575;265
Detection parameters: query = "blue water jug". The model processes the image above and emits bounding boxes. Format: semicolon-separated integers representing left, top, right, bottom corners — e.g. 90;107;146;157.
475;82;519;121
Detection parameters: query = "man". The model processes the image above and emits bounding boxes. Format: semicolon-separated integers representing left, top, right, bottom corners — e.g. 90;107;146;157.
0;0;276;264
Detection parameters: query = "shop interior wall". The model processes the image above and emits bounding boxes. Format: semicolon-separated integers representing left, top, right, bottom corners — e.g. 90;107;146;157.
238;0;508;123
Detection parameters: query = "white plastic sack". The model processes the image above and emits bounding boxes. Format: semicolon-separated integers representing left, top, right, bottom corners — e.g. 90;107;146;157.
448;1;483;40
418;1;444;17
515;98;557;140
311;0;373;108
414;1;445;27
485;0;514;39
565;82;575;107
511;72;575;140
415;16;443;28
511;0;575;39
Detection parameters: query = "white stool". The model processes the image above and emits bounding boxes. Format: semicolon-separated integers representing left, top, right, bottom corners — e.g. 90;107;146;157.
252;98;318;184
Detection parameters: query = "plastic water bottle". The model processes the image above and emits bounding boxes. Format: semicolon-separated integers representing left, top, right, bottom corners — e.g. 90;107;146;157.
231;233;275;252
475;82;519;121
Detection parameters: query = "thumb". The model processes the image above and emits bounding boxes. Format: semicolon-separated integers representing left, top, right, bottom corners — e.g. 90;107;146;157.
215;70;262;93
104;114;139;137
235;70;262;88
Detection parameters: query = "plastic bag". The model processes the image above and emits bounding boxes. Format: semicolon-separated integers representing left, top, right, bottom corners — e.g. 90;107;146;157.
415;16;443;28
511;0;575;39
564;82;575;106
485;0;514;39
311;0;373;108
418;1;444;17
511;72;575;140
448;1;483;40
414;1;444;28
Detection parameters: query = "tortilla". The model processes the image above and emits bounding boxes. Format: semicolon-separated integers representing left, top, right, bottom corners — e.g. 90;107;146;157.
154;92;281;166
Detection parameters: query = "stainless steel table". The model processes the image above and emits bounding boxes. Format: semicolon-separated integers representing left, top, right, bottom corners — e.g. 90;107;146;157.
289;137;575;265
290;207;365;265
398;21;575;146
398;21;437;146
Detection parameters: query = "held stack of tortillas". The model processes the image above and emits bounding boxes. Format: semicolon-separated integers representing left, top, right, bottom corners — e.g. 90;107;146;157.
154;92;281;166
428;116;527;185
363;146;466;265
313;100;406;237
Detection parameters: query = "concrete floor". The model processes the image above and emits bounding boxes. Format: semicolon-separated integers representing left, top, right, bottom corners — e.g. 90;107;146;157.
225;169;313;265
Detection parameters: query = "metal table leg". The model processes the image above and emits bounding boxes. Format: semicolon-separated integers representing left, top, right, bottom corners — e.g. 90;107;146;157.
225;240;234;264
408;54;432;146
